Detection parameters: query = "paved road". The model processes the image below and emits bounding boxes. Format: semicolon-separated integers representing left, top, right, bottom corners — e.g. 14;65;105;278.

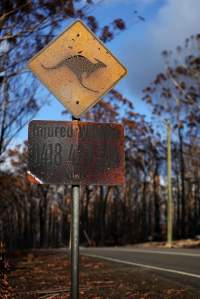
80;247;200;291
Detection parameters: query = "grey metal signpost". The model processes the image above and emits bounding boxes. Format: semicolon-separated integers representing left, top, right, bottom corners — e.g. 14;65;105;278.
71;116;80;299
27;19;127;299
71;184;80;299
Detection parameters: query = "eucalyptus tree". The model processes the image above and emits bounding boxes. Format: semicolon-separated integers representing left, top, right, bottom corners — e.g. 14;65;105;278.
143;34;200;238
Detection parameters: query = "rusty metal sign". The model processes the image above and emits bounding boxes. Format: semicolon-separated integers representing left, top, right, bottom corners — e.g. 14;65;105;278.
27;20;127;118
28;120;125;185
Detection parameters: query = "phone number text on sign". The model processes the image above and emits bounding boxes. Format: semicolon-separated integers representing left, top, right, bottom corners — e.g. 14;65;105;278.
28;121;125;185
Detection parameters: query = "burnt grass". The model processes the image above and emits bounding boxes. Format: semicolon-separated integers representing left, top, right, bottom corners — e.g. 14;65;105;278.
7;249;199;299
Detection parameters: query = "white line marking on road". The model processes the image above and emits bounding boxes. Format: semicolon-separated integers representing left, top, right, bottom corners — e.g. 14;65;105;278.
83;253;200;279
86;248;200;257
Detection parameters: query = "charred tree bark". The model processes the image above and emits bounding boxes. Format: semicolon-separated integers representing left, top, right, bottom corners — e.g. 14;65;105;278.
141;179;148;242
38;186;48;247
98;186;112;246
175;145;181;239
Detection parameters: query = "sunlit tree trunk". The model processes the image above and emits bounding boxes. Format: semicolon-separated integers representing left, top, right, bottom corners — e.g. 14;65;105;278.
178;127;186;238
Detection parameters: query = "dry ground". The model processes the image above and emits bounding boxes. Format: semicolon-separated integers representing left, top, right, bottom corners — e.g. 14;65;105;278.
129;239;200;249
3;249;199;299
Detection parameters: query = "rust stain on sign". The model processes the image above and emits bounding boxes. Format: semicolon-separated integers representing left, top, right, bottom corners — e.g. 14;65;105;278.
28;121;125;185
27;20;127;118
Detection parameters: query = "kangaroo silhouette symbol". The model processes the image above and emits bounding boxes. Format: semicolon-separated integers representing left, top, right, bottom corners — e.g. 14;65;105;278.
41;55;107;93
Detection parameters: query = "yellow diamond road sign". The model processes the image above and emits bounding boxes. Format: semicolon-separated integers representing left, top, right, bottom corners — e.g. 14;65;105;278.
28;20;127;118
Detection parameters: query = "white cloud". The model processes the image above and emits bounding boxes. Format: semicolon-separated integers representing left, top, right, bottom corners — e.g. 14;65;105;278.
151;0;200;50
123;0;200;95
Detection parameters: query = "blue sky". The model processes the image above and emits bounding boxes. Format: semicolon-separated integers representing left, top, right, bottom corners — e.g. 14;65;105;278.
14;0;200;146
